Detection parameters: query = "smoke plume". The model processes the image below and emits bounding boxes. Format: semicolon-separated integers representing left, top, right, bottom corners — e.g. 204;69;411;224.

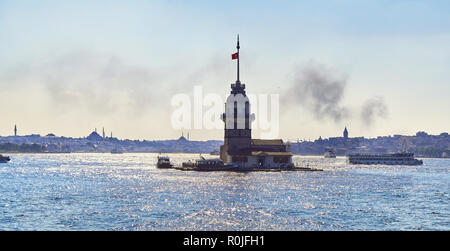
285;62;349;122
0;50;229;118
284;61;389;126
360;96;389;127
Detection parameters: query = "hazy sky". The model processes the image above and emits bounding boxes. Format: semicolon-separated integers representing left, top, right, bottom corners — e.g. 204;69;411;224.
1;0;449;141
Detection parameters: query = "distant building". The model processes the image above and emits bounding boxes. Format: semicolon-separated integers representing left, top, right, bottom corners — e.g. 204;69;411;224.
87;130;103;141
14;125;17;137
178;132;188;142
343;127;348;140
416;131;428;137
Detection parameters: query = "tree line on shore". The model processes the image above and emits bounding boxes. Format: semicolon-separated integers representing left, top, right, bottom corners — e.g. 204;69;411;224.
0;143;46;153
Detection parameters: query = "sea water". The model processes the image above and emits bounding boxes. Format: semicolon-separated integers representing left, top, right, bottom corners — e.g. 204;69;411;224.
0;153;448;230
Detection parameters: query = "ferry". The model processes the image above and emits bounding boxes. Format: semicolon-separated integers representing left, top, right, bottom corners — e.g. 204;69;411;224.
347;152;423;165
324;149;336;158
0;154;11;163
156;156;173;168
179;158;236;171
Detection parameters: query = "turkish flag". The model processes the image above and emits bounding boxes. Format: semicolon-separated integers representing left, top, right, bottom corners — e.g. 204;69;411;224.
232;52;239;60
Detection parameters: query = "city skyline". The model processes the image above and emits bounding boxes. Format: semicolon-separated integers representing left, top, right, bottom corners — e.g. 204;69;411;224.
2;122;446;142
1;0;449;140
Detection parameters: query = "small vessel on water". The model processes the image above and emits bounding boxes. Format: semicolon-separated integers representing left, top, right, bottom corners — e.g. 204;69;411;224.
157;156;173;169
347;152;423;165
111;148;124;154
324;149;336;158
0;154;11;163
210;149;220;155
179;155;240;171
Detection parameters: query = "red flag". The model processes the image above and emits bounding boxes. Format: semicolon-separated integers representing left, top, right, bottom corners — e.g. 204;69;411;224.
232;52;239;60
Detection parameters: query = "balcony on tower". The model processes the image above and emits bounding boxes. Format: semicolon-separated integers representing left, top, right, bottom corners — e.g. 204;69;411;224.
230;82;246;95
231;83;245;89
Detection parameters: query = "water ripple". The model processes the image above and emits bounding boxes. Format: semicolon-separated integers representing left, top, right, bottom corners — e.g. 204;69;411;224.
0;153;448;230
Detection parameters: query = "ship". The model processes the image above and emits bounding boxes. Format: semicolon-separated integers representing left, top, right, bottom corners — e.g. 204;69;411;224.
210;149;220;155
156;156;173;168
179;157;237;171
324;149;336;158
0;154;11;163
111;148;124;154
347;152;423;165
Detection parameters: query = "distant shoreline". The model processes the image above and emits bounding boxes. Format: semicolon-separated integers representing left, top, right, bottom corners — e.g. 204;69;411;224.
1;130;449;158
2;152;449;160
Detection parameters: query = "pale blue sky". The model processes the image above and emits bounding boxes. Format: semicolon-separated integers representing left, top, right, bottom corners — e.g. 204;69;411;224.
0;0;449;140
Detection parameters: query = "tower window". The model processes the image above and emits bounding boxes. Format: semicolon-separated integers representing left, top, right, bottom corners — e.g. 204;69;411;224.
234;101;237;129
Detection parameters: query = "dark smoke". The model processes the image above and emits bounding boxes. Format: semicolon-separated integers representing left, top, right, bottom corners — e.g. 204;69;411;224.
360;96;388;127
285;62;349;122
0;50;228;118
0;50;169;116
284;61;389;126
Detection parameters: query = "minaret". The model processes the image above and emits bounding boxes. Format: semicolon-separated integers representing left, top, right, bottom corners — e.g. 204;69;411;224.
14;125;17;137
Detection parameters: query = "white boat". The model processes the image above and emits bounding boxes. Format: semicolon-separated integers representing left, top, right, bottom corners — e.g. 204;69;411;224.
347;152;423;165
324;150;336;158
157;156;173;168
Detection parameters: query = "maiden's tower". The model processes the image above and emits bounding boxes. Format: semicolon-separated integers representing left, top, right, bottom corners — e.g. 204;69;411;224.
168;36;320;171
219;36;295;170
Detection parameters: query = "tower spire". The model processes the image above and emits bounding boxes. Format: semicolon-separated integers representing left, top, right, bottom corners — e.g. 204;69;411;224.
230;34;245;95
236;34;240;83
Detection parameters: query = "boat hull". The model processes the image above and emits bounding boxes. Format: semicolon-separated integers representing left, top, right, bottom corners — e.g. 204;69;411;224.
0;157;11;163
156;163;173;169
348;160;423;165
347;152;423;165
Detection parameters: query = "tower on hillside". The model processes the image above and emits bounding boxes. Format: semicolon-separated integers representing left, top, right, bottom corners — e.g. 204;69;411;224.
14;124;17;137
343;126;348;140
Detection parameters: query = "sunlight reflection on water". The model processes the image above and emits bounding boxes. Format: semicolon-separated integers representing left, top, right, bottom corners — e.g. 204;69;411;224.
0;153;448;230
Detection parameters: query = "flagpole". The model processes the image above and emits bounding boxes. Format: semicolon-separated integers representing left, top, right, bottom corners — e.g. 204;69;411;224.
237;34;240;83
